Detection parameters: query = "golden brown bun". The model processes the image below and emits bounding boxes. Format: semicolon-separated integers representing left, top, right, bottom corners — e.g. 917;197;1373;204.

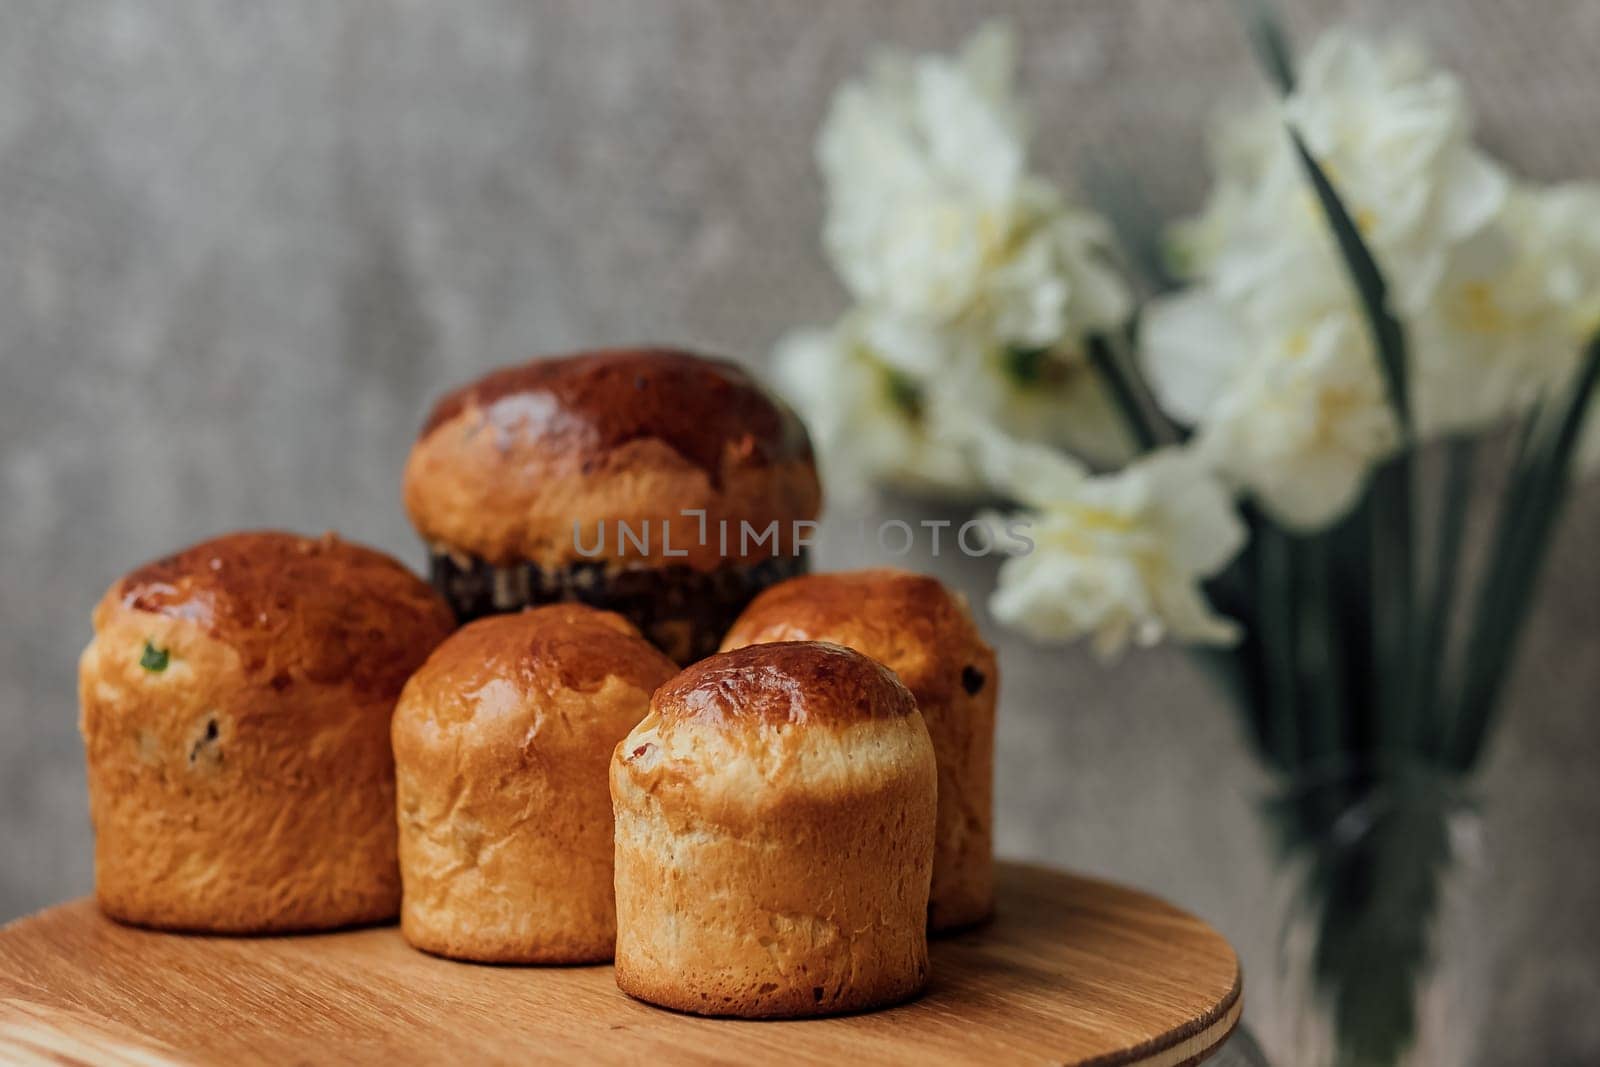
392;605;676;963
611;642;936;1017
403;349;822;570
78;531;455;933
721;569;998;931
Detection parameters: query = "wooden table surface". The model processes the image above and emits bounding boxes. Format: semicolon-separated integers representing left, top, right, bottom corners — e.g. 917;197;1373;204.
0;862;1241;1066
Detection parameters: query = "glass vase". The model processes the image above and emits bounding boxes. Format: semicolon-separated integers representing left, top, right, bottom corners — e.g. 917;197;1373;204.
1258;768;1499;1067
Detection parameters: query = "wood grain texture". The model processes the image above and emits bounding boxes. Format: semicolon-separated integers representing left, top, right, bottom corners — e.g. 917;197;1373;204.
0;863;1240;1066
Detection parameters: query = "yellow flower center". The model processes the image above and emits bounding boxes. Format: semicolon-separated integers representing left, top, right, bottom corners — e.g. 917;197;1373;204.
1074;506;1138;535
1450;281;1509;336
1316;385;1367;438
1037;505;1142;556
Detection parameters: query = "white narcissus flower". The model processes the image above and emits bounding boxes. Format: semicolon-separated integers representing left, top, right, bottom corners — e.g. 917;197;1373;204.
1147;28;1529;527
1511;182;1600;481
772;313;983;500
973;431;1246;659
1176;30;1508;318
793;24;1135;492
955;336;1133;471
818;24;1130;355
1142;289;1400;530
774;309;1136;499
1413;184;1600;436
1510;184;1600;346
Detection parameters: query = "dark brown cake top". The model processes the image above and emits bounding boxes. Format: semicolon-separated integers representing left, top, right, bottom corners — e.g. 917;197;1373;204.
107;530;454;696
417;348;813;478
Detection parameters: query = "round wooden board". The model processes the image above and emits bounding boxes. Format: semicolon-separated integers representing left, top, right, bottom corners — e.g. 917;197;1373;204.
0;862;1240;1066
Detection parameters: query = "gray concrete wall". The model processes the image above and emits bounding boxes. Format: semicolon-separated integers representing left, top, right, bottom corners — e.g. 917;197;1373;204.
2;2;1596;1061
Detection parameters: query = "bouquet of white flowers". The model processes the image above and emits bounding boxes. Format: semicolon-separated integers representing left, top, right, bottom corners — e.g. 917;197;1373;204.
778;11;1600;1067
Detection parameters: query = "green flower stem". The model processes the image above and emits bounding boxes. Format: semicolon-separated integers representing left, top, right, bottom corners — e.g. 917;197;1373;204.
1199;509;1272;766
1449;415;1543;753
1328;496;1379;754
1234;0;1297;94
1450;334;1600;770
1258;523;1302;769
1415;438;1476;757
1086;332;1159;453
1289;128;1417;756
1290;133;1412;437
1297;532;1344;768
1371;454;1419;755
